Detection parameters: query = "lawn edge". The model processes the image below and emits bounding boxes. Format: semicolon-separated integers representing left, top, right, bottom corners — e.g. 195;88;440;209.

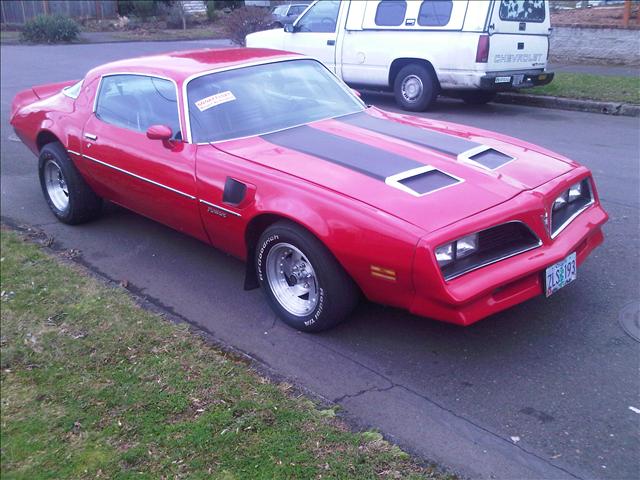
0;217;453;479
495;92;640;117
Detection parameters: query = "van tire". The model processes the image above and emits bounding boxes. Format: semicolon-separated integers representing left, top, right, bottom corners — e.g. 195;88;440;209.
461;91;496;105
393;64;438;112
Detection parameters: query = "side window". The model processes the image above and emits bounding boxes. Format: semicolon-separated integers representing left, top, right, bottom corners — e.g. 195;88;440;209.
95;75;181;139
289;5;305;16
418;0;453;27
375;0;407;27
296;0;340;33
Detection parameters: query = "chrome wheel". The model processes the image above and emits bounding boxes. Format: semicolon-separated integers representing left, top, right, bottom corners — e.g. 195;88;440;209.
43;159;69;212
265;242;319;317
401;74;424;102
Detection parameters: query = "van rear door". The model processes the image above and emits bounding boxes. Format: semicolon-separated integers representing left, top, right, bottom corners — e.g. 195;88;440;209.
486;0;550;72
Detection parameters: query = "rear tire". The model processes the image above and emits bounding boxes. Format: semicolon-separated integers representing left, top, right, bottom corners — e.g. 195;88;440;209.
393;63;439;112
256;221;359;332
461;90;496;105
38;142;102;225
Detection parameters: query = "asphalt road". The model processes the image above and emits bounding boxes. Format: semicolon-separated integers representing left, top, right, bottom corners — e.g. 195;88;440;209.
2;41;639;480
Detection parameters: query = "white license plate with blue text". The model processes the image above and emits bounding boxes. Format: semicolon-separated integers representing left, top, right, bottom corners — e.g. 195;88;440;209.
545;252;577;297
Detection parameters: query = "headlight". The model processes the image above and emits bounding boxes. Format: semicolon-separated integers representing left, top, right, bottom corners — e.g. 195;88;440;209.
568;181;583;202
435;233;479;267
435;243;454;267
456;233;478;259
552;191;568;211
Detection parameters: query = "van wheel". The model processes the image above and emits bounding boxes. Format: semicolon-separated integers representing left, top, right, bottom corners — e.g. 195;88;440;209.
38;142;102;225
256;221;359;332
393;64;439;112
461;91;496;105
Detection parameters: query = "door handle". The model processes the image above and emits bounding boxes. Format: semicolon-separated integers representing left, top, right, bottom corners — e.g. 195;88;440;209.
84;133;97;141
327;39;335;46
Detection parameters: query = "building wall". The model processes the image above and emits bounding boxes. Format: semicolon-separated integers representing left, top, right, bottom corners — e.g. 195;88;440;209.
550;25;640;65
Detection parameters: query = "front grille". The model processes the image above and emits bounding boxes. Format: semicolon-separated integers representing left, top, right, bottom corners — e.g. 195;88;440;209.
441;222;541;280
551;178;593;238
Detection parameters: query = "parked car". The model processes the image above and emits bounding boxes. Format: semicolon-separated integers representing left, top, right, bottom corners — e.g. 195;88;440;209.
247;0;555;111
10;48;607;332
270;3;309;28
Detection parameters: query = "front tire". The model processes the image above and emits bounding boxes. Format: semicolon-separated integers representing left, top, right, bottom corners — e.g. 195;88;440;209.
256;221;359;332
38;142;102;225
393;63;439;112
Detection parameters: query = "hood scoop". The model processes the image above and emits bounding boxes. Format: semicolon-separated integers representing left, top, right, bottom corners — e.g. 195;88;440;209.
385;166;462;197
459;146;514;170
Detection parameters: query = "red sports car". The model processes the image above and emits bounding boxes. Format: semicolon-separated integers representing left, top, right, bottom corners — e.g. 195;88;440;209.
10;48;608;331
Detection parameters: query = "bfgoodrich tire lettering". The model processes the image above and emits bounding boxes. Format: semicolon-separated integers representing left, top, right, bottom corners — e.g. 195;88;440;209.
38;142;102;225
256;221;358;332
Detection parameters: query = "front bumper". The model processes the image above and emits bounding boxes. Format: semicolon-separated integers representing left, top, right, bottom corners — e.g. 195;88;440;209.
410;169;608;326
479;70;554;91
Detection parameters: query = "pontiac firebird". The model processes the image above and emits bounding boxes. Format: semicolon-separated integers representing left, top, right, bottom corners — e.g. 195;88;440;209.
10;48;608;332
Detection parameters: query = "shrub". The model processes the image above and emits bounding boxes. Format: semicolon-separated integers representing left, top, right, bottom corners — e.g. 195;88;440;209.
166;3;192;29
221;6;271;46
209;1;243;11
206;1;218;21
21;15;80;43
118;0;158;19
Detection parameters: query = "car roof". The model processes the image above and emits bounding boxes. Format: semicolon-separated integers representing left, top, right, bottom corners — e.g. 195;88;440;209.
87;48;302;83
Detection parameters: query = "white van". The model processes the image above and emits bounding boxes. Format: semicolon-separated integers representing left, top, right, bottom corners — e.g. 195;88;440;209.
246;0;554;111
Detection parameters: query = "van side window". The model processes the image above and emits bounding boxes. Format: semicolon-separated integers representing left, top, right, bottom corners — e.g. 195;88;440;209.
499;0;546;23
374;0;407;27
418;0;453;27
296;0;340;33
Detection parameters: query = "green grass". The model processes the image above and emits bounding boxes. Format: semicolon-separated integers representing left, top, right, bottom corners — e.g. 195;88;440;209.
108;27;227;42
0;229;449;480
0;31;20;44
526;72;640;104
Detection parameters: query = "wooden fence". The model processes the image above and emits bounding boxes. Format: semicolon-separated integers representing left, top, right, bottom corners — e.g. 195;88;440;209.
1;1;118;24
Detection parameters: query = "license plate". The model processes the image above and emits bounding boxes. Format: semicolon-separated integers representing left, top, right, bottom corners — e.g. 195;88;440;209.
495;76;512;84
545;252;577;297
512;74;525;86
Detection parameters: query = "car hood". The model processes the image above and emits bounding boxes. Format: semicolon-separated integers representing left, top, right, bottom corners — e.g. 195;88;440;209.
211;109;576;233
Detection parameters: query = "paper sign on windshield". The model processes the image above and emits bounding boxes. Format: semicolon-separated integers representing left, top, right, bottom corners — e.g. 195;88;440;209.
195;91;236;112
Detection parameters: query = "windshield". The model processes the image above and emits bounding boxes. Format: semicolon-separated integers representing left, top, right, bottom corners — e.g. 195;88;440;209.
187;59;364;143
272;5;287;15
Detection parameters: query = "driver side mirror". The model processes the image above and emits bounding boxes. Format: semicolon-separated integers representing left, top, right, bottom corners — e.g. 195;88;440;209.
146;124;175;148
284;23;295;33
146;124;172;141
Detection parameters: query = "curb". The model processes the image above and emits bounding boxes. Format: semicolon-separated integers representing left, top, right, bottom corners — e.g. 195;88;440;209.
495;92;640;117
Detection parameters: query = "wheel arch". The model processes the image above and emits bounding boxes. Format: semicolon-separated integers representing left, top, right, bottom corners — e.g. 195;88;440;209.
388;58;440;89
36;129;63;152
243;211;343;291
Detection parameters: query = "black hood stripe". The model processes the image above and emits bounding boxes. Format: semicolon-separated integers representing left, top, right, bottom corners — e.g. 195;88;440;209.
338;111;479;157
261;124;422;180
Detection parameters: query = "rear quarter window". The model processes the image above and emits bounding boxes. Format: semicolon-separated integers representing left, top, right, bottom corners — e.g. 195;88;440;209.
499;0;545;23
375;0;407;27
418;0;453;27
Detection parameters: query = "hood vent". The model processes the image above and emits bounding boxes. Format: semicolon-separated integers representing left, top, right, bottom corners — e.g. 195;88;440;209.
386;166;462;197
459;146;514;170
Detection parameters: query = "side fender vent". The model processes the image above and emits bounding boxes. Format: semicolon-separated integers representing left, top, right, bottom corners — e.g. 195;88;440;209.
459;146;514;170
386;166;462;197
